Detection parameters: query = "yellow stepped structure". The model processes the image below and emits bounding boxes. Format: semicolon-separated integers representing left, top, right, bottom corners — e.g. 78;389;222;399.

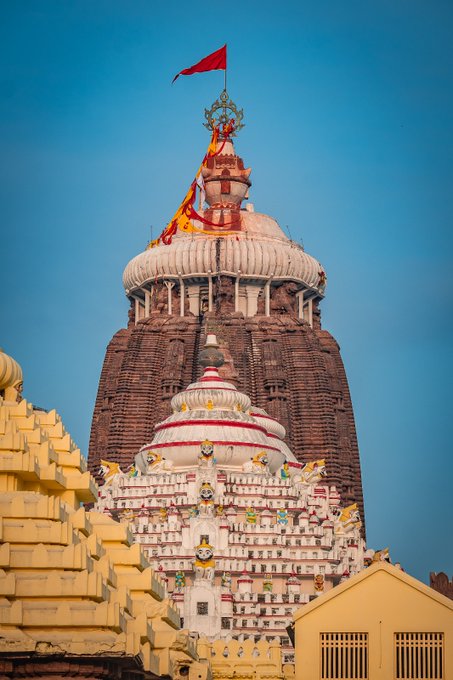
0;349;207;680
197;638;291;680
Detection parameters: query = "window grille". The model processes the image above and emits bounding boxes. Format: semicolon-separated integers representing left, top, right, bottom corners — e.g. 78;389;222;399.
197;602;208;615
320;632;368;679
395;633;443;679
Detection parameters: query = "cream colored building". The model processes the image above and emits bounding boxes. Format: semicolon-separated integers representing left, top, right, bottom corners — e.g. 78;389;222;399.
293;561;453;680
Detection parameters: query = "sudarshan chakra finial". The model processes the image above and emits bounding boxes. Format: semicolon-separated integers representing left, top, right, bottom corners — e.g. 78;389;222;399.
204;89;244;135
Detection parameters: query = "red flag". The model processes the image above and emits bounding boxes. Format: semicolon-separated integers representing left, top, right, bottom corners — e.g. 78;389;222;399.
172;45;227;83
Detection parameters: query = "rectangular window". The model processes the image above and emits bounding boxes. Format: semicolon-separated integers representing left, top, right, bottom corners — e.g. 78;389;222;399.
197;602;208;615
320;632;368;679
221;617;231;629
395;633;444;679
200;534;209;544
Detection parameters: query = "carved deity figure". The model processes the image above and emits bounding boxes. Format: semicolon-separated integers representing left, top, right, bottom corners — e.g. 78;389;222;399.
314;574;325;595
198;439;215;467
242;451;269;474
127;463;141;478
245;507;257;525
193;539;215;582
159;507;168;522
198;482;216;516
221;571;232;590
175;570;186;590
263;574;273;592
276;509;289;525
280;462;290;480
99;459;123;487
145;451;174;474
294;459;327;486
188;505;199;518
270;282;298;315
334;503;362;534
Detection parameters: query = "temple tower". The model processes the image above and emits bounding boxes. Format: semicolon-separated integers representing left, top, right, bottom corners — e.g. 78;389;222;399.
88;92;364;520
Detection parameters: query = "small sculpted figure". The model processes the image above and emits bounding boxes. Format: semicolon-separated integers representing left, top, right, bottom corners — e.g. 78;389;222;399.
334;503;362;534
294;459;327;486
198;439;215;467
245;507;257;524
175;570;186;590
221;571;232;590
276;508;289;525
127;463;140;478
242;451;269;474
159;507;168;522
194;539;215;582
314;573;325;595
280;462;290;480
198;482;216;516
145;451;174;474
263;574;273;592
99;459;123;487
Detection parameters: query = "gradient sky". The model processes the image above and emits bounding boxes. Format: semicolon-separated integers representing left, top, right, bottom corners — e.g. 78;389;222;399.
1;1;452;583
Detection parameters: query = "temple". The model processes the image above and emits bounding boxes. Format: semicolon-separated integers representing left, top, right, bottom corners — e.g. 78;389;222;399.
95;335;366;667
88;91;364;521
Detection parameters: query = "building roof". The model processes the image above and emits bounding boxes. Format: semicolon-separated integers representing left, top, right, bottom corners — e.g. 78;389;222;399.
293;561;453;621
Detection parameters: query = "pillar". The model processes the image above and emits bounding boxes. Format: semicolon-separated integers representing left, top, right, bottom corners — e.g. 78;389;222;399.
179;276;185;317
235;273;241;313
144;289;150;318
296;290;304;320
187;284;200;316
164;281;175;315
208;273;213;312
264;280;271;317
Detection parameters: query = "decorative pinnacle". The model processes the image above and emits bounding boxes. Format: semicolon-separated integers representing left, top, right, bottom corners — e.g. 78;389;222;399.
204;90;244;136
198;334;225;368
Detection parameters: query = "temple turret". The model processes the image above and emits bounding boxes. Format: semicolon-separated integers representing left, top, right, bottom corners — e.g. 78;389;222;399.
89;94;364;528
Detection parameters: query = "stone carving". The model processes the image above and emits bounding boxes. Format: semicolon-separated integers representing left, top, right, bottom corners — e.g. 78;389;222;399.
152;283;168;314
280;462;290;479
221;571;232;590
270;282;298;315
175;570;186;590
314;573;324;595
245;507;257;524
198;439;215;467
99;459;123;487
294;459;327;486
198;482;216;516
194;538;215;582
242;451;269;474
263;574;273;592
216;277;235;312
334;503;362;534
276;509;289;525
127;463;141;477
146;451;174;473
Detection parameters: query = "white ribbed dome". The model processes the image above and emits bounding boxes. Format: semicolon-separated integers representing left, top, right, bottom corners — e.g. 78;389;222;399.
171;367;251;413
123;211;324;294
136;364;298;471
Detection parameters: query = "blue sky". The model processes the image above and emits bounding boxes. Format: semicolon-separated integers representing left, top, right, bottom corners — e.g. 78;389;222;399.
1;1;452;583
